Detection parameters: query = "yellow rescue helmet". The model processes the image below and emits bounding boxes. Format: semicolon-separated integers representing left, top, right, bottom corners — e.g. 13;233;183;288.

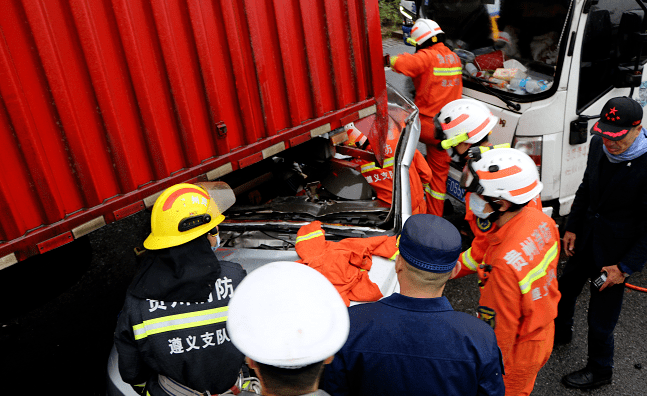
144;182;236;250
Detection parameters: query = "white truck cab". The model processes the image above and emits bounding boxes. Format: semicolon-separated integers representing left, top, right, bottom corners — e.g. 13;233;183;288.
413;0;647;217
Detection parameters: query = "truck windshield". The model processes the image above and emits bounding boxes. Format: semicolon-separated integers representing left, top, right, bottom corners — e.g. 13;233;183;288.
419;0;571;96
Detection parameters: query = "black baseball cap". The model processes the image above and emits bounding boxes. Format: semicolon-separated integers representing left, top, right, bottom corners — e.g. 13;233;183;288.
591;97;643;141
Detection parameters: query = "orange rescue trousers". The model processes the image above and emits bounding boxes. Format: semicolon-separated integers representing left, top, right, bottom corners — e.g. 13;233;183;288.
502;323;554;396
420;114;451;216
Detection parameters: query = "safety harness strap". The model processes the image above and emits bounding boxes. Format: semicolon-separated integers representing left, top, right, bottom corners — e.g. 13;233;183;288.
159;374;210;396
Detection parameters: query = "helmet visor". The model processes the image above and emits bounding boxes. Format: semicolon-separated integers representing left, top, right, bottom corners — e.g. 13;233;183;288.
196;181;236;218
460;161;483;194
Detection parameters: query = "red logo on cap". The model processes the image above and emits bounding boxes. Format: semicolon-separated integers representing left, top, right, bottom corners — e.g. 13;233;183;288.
593;122;629;138
605;107;621;122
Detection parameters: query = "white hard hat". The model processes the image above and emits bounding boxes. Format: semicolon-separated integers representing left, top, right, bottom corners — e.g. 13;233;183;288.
462;147;542;205
410;19;443;46
436;99;498;150
227;261;350;369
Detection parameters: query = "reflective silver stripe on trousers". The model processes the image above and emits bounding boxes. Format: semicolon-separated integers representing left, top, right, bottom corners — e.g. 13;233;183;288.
159;374;209;396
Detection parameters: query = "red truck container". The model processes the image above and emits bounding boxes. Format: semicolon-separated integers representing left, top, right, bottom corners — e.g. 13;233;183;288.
0;0;388;267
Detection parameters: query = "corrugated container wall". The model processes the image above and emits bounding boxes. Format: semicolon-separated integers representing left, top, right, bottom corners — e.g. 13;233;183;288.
0;0;388;264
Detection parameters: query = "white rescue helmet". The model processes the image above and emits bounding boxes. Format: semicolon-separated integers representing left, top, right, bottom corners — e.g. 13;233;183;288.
409;19;443;46
227;261;350;369
462;147;543;205
436;99;499;150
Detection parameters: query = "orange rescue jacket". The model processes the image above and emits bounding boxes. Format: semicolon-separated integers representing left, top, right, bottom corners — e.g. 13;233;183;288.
295;221;399;306
392;43;463;118
475;207;560;363
353;148;432;215
456;193;542;277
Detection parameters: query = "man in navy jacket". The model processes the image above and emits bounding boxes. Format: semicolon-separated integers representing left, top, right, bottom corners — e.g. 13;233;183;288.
556;97;647;390
321;215;505;396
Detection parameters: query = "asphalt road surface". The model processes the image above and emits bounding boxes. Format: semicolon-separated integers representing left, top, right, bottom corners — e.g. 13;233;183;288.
1;37;646;396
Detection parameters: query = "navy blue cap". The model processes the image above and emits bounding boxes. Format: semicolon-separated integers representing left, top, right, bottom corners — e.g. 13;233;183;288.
398;215;462;273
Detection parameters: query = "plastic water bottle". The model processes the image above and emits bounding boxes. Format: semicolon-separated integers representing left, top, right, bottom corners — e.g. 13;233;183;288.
508;77;529;91
525;79;549;93
465;63;478;76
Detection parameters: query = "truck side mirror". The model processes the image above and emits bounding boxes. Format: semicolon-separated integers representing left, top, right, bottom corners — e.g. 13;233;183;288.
569;119;589;145
616;10;646;64
613;64;643;88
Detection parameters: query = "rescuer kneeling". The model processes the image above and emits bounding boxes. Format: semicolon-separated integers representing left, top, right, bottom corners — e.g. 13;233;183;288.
114;182;247;395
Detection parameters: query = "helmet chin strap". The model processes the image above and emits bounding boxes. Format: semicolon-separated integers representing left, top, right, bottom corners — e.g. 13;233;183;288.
483;196;504;222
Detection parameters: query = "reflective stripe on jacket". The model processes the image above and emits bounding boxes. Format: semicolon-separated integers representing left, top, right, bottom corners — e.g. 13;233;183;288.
115;262;246;396
478;207;560;365
456;193;542;278
392;43;462;117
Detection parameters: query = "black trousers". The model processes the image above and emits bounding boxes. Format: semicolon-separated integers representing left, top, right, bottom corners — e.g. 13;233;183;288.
554;252;625;373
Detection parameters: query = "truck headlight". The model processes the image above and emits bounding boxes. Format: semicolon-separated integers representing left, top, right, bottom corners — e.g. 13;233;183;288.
513;136;542;176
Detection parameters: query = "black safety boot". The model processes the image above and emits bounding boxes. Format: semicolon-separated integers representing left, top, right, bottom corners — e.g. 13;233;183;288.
561;367;612;389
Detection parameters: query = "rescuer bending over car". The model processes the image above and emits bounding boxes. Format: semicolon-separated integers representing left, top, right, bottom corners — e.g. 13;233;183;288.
388;18;463;216
114;182;247;396
344;122;433;215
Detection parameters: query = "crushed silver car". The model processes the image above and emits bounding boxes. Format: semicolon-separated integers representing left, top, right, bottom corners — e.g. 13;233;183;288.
107;83;420;395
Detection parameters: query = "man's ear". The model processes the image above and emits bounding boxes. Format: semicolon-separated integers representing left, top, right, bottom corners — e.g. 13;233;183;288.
324;355;335;365
395;255;404;273
498;200;512;212
246;357;258;370
450;262;461;279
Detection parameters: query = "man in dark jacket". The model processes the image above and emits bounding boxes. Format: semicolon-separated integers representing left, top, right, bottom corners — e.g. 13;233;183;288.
321;215;505;396
556;97;647;390
115;182;246;395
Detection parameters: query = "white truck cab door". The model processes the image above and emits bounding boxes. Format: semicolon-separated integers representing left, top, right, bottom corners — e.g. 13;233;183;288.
561;0;647;216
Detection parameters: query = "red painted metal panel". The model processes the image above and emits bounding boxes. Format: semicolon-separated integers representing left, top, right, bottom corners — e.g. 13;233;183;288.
244;0;291;136
271;0;314;126
68;0;154;191
150;0;215;166
0;0;387;263
348;0;369;101
298;0;335;117
324;0;358;108
111;0;186;178
37;231;73;254
0;0;73;228
23;0;120;205
219;0;265;148
365;0;389;160
186;0;236;156
113;201;145;221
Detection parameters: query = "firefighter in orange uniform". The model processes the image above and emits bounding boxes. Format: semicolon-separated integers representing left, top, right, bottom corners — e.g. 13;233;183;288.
389;19;463;216
456;147;560;396
427;98;543;276
346;123;432;215
457;192;542;278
